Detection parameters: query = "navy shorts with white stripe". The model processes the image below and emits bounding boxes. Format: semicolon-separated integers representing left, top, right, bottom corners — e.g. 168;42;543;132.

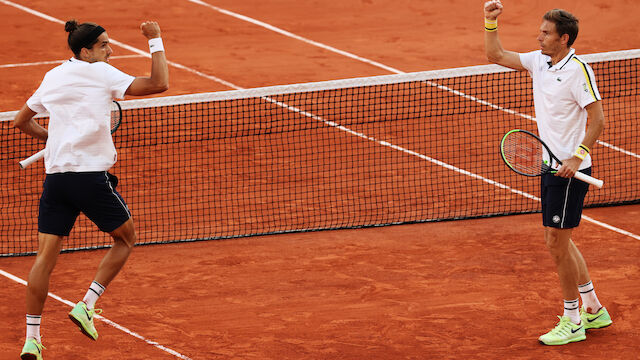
541;167;591;229
38;171;131;236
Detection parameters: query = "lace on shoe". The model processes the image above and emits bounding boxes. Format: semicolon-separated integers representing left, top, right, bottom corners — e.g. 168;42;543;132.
549;316;574;336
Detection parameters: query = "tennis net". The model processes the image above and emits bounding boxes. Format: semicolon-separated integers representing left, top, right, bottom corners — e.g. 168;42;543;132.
1;49;639;256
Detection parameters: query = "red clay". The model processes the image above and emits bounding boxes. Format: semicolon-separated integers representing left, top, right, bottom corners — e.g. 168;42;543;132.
0;1;638;359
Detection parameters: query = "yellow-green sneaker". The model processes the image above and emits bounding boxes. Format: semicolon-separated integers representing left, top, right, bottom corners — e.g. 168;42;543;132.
20;338;45;360
68;301;102;340
581;307;612;330
538;316;586;345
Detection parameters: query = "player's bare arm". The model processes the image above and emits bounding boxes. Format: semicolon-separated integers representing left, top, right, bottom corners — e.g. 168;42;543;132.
13;104;47;141
581;100;606;151
483;0;525;70
125;21;169;96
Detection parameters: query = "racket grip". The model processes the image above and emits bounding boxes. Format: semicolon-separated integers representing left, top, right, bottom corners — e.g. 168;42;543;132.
19;149;45;169
574;171;603;188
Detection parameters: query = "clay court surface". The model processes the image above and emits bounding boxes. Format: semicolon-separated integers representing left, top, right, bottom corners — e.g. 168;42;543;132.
1;0;639;359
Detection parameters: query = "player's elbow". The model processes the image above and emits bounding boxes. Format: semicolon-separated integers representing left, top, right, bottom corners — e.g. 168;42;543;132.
12;117;28;132
153;83;169;93
486;52;502;64
594;117;605;134
152;79;169;93
127;77;169;96
140;82;169;95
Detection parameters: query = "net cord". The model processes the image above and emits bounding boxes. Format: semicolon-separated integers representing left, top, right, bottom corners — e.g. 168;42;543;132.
2;48;639;121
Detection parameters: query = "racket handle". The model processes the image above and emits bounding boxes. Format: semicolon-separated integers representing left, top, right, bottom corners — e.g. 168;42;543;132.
574;171;603;188
19;149;45;169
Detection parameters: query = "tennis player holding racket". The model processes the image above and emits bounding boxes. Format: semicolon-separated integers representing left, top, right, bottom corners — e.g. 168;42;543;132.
14;20;168;359
484;1;611;346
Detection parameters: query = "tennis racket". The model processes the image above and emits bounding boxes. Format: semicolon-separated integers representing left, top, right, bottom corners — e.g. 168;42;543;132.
19;100;122;169
500;129;603;188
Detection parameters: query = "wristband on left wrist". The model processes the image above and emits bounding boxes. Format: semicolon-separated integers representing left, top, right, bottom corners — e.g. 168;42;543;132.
148;37;164;53
573;144;590;160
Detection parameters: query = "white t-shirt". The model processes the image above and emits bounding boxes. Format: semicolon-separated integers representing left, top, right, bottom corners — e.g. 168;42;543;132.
519;49;601;170
27;58;135;174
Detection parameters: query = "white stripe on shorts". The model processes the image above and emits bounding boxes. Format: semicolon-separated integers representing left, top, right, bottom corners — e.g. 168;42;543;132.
104;172;131;218
560;178;572;228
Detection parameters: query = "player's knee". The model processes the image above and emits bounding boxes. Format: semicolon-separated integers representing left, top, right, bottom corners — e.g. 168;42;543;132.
124;232;137;248
110;219;137;248
115;231;137;249
544;228;570;260
32;256;57;275
545;232;558;249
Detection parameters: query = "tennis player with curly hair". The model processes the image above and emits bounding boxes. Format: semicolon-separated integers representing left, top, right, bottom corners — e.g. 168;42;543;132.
483;0;610;346
15;20;169;359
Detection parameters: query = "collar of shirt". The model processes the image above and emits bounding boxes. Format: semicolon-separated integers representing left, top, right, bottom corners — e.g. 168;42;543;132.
68;57;91;64
544;48;576;72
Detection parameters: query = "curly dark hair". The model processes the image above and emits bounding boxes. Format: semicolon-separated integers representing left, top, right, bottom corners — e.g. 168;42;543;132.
65;19;105;57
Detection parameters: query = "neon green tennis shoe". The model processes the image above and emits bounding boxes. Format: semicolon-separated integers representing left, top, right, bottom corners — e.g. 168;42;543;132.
68;301;102;340
20;338;45;360
581;307;612;330
538;316;586;345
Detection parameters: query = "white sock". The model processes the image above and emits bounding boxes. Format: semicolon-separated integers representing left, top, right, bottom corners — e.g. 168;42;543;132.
82;281;105;310
579;281;603;313
563;299;580;324
26;314;41;342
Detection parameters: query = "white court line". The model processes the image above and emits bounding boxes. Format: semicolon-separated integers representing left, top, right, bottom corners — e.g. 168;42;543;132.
186;0;403;74
1;0;638;241
0;0;240;90
0;55;145;68
187;0;639;161
0;269;193;360
582;215;640;240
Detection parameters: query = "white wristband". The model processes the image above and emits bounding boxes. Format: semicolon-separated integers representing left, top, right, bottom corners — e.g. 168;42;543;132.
148;38;164;53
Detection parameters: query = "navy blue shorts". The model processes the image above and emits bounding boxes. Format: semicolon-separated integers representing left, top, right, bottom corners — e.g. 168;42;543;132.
541;168;591;229
38;171;131;236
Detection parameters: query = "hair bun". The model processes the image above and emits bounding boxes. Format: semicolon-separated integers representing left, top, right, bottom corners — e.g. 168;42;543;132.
65;20;78;33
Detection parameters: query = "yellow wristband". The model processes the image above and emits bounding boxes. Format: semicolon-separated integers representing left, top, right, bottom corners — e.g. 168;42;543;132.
579;144;590;153
485;18;497;32
573;144;590;160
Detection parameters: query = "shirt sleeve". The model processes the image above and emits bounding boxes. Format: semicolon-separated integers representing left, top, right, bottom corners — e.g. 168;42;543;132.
101;63;136;100
570;61;602;108
518;51;539;74
26;84;47;113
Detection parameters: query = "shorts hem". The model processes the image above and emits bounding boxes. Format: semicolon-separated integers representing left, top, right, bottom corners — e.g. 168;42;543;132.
543;222;580;229
98;216;131;233
37;228;71;237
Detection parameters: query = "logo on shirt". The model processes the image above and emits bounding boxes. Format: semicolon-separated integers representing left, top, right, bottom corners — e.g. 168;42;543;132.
556;77;562;82
583;83;589;93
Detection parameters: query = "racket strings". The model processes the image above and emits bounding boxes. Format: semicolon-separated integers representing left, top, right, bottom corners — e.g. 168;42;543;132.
502;133;545;175
111;112;118;129
110;101;121;133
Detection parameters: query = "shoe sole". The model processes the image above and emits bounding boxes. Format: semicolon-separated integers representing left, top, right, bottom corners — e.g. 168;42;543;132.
585;322;612;330
68;313;98;341
20;354;38;360
539;334;586;346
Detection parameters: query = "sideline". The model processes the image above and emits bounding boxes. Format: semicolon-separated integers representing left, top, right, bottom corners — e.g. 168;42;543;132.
0;269;193;360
